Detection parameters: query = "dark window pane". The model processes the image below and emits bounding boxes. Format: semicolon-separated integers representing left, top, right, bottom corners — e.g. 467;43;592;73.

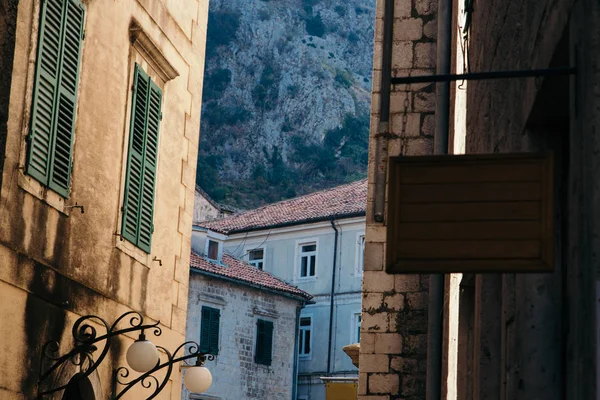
300;318;311;326
249;249;264;260
208;240;219;259
302;244;316;252
301;257;307;277
310;255;316;276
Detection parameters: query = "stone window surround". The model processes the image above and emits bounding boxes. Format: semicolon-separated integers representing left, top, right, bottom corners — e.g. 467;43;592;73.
114;19;177;267
114;56;165;267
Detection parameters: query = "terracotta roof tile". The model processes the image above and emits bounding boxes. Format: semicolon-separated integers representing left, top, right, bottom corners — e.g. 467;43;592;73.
189;252;312;301
198;179;367;234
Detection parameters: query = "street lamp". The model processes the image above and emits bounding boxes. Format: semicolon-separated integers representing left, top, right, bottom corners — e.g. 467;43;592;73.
126;331;160;372
36;311;216;399
183;355;213;394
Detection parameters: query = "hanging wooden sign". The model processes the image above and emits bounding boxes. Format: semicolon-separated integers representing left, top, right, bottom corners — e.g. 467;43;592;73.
386;153;554;273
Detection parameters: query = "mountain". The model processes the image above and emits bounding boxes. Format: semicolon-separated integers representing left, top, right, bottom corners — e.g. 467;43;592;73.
197;0;375;209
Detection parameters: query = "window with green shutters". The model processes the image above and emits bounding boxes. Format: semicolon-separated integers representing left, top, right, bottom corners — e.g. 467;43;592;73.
26;0;85;197
200;306;220;355
121;64;162;253
255;319;273;365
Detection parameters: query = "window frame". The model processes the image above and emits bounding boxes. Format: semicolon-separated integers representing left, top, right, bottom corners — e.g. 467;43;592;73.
355;233;365;276
206;239;222;261
296;240;318;280
352;312;362;344
247;246;265;270
298;315;312;359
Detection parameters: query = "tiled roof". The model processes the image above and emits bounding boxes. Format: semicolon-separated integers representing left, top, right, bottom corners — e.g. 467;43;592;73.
189;252;312;301
198;179;367;234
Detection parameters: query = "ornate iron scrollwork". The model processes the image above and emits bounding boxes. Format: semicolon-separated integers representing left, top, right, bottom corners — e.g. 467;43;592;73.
36;311;213;399
112;341;214;400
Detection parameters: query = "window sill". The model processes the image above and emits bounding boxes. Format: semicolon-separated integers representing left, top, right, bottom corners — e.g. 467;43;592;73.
18;171;71;216
296;276;318;283
115;236;151;267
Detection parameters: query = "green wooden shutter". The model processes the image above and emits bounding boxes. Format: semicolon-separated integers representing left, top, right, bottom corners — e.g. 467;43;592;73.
199;307;211;353
138;80;161;251
26;0;84;197
200;306;220;355
209;308;220;355
263;320;273;365
255;320;264;363
255;319;273;365
121;64;162;252
48;0;85;196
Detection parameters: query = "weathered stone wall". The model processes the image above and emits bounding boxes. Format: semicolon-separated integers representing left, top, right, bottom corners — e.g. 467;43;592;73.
0;0;208;398
360;0;437;398
450;0;599;399
0;0;17;193
185;272;302;400
193;187;221;223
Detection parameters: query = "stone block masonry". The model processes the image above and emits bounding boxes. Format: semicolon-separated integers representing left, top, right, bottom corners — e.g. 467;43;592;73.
360;0;437;398
185;273;302;400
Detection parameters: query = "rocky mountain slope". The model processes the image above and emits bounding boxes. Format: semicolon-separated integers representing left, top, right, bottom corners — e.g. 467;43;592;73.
197;0;375;209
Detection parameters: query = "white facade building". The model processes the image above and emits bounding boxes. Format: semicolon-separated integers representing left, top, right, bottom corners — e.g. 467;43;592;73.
193;179;367;400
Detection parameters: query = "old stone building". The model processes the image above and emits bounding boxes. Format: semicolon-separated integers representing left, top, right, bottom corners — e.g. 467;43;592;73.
193;185;235;224
361;0;599;399
0;0;207;398
185;251;312;400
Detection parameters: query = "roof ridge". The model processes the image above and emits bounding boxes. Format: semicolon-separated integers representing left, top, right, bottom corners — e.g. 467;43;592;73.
197;178;367;234
197;178;367;226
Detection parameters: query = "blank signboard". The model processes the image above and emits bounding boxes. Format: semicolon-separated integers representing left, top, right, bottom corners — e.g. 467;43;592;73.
386;153;554;273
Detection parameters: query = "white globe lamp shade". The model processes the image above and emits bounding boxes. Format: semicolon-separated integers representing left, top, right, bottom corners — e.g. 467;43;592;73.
184;366;212;394
126;339;159;372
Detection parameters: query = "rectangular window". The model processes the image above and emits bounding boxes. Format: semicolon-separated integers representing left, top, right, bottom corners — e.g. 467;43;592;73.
299;316;312;356
357;235;365;274
354;313;361;343
299;243;317;278
249;248;264;270
200;306;220;355
208;240;219;260
121;64;162;253
255;319;274;365
26;0;85;197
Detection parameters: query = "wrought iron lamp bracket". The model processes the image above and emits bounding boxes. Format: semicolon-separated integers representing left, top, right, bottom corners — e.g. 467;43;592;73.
36;311;162;399
112;342;215;400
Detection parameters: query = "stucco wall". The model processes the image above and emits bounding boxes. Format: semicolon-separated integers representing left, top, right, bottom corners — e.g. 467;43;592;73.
185;271;302;400
224;219;364;369
359;0;437;398
0;0;207;398
218;218;365;399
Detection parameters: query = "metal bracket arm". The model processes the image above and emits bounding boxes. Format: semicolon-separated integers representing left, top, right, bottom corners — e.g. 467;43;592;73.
390;66;577;85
